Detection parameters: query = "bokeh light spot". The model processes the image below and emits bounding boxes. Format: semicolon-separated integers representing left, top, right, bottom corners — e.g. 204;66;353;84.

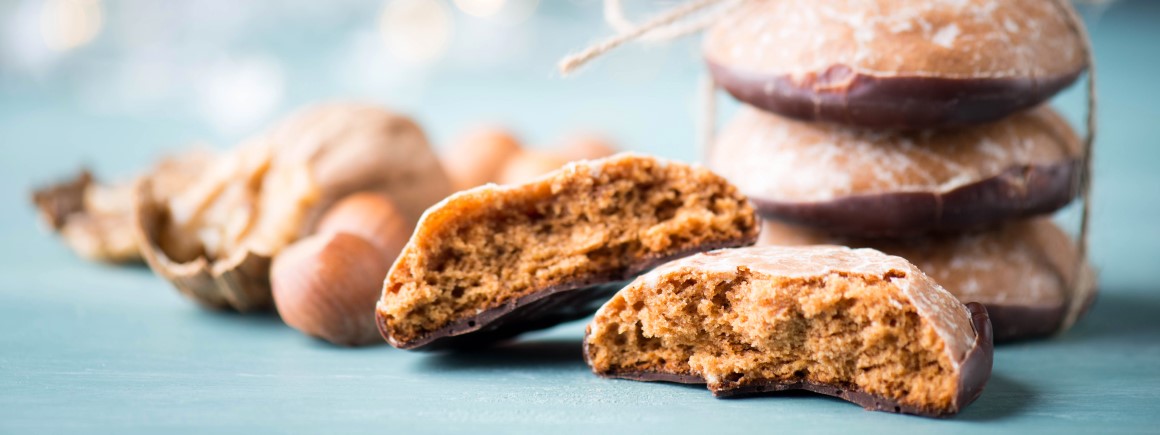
379;0;453;66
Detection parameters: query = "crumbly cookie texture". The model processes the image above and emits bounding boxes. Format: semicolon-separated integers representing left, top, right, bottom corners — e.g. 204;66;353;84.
377;153;759;349
758;218;1096;341
586;245;991;417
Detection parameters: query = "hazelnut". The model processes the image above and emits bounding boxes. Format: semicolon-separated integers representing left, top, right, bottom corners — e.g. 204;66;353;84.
316;192;411;259
271;232;390;346
497;150;570;185
557;134;618;162
442;127;523;190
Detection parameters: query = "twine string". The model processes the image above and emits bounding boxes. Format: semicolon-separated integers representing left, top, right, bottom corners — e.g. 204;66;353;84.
604;0;742;42
1054;0;1098;332
558;0;731;76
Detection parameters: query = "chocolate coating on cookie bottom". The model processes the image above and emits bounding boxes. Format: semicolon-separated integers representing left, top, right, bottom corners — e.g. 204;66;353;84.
751;161;1079;237
707;61;1084;129
984;290;1097;342
587;303;993;417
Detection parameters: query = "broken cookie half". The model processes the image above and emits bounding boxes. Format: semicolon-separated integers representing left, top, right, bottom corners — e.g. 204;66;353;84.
377;153;759;350
585;245;992;417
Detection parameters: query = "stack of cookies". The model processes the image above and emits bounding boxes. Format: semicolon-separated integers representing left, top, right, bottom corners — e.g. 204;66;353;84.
702;0;1096;341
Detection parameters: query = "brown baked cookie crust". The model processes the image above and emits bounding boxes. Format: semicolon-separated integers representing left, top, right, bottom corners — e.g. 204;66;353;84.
709;105;1081;237
703;0;1085;128
377;153;759;350
757;218;1098;341
585;246;992;417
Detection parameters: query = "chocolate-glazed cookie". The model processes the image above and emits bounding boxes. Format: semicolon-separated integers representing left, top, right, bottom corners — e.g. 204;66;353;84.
758;218;1097;341
703;0;1086;129
708;105;1080;237
585;245;992;417
377;153;758;350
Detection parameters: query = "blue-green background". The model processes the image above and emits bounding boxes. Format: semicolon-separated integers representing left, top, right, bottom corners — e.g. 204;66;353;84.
2;0;1158;433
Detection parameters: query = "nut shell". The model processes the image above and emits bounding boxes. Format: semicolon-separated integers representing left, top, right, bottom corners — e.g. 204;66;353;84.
498;151;570;185
272;232;391;346
31;149;214;263
316;192;411;259
135;103;451;312
135;182;273;311
247;103;453;254
557;134;617;162
442;127;523;190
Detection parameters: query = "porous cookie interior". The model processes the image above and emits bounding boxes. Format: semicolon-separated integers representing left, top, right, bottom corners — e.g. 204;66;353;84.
588;268;958;413
381;156;756;345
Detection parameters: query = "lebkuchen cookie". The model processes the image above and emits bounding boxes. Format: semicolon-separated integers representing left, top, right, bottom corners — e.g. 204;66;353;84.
758;218;1097;341
585;245;992;417
708;105;1081;237
377;153;759;350
703;0;1086;129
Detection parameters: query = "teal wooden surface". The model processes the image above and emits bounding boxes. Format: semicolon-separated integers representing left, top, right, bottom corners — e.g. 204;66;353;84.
2;1;1159;433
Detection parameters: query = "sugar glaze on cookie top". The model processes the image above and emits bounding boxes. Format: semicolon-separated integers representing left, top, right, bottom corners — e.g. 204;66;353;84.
704;0;1087;128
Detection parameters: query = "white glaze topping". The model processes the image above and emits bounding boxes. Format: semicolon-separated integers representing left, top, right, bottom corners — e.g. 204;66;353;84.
705;0;1085;79
708;105;1079;202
